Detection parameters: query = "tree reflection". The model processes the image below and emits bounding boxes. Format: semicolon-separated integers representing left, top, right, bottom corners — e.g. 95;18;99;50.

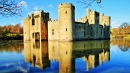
0;40;23;53
111;39;130;52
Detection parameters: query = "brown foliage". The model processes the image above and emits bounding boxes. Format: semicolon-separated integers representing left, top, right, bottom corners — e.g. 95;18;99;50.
0;24;23;34
112;22;130;38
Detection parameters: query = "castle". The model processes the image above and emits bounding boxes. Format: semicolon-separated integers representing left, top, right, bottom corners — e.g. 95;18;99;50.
24;40;110;72
23;3;110;41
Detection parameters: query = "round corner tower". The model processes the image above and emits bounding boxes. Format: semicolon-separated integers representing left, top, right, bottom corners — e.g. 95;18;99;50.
58;3;75;41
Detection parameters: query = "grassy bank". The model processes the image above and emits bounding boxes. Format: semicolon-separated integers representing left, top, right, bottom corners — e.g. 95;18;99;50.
0;33;23;40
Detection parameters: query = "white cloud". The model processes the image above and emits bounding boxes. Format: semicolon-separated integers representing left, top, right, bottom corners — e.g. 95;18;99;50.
10;23;16;25
17;1;27;8
48;4;53;8
28;10;39;15
34;11;39;13
28;6;40;15
112;19;118;25
34;6;38;11
20;21;23;26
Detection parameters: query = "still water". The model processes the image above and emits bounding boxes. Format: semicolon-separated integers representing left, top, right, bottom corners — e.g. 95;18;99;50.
0;39;130;73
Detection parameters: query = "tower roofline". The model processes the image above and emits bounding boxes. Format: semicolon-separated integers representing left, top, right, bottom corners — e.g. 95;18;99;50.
58;3;75;9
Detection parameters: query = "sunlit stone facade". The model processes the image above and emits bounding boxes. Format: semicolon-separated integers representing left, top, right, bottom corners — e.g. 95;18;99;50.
23;3;110;41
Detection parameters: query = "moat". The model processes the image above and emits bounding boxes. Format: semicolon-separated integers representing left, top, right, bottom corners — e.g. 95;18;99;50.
0;39;130;73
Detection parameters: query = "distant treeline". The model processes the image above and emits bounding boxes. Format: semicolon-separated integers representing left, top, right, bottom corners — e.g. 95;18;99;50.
0;24;23;40
111;22;130;38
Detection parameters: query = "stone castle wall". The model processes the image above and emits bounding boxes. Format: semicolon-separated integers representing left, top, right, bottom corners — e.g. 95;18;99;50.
23;17;30;41
48;3;110;41
58;3;75;41
23;10;49;41
48;20;59;40
74;23;85;40
24;3;110;41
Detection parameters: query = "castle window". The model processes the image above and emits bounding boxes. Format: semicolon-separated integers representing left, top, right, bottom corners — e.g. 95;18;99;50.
91;32;92;36
32;18;35;25
33;43;35;48
66;51;68;54
52;32;54;35
52;29;54;35
25;32;26;34
53;46;55;52
65;11;67;14
66;28;67;31
91;27;92;36
101;30;102;35
32;33;34;38
91;20;92;22
36;41;40;48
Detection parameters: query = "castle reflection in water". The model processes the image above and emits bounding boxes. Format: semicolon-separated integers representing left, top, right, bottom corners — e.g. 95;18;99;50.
24;40;110;73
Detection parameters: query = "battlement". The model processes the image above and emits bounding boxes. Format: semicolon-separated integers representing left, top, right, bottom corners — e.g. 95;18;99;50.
77;18;83;21
49;59;59;62
24;3;111;42
77;16;87;20
100;13;104;16
58;3;75;9
27;10;49;19
104;16;110;19
34;11;42;15
87;8;99;15
48;19;58;22
103;16;110;21
76;16;88;23
90;11;99;15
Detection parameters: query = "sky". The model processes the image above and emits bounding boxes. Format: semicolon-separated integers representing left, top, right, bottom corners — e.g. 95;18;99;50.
0;0;130;28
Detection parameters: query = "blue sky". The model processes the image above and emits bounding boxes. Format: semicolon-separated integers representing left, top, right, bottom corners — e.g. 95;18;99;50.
0;0;130;28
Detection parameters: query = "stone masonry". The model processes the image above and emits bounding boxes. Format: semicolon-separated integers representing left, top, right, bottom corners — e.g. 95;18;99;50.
23;3;110;41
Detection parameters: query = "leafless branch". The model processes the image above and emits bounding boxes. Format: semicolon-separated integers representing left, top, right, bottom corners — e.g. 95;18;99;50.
77;0;101;8
0;0;22;17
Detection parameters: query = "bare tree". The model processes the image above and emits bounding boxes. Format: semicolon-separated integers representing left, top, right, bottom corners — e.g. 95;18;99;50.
119;22;129;35
0;0;23;17
77;0;101;7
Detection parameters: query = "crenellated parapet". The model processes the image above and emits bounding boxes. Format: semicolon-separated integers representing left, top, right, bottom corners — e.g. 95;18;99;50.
58;3;75;9
49;59;59;62
48;19;58;22
24;3;111;41
76;16;88;23
100;14;110;26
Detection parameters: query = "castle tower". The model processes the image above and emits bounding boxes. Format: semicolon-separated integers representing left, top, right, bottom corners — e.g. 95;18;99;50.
58;3;75;41
103;16;110;38
23;17;30;42
23;10;49;42
100;13;104;26
59;42;72;73
87;8;90;22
